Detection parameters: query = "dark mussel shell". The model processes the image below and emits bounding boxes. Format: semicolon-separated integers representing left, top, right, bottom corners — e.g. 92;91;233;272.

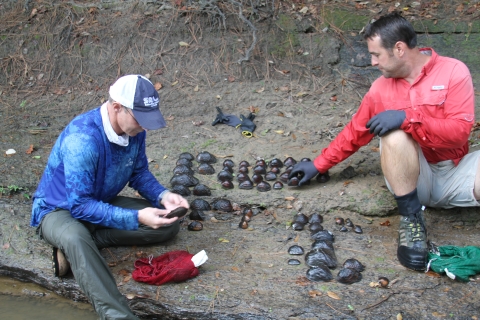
239;220;248;229
222;165;234;173
293;213;309;225
256;181;271;192
221;180;234;189
217;170;233;182
305;248;337;268
188;221;203;231
256;159;266;167
198;163;215;175
193;184;211;196
316;171;330;183
239;180;254;190
284;165;294;174
190;198;211;211
165;207;188;219
300;157;312;162
345;218;354;228
243;208;254;218
284;157;297;167
171;185;191;196
223;159;235;168
238;166;249;174
236;172;249;182
176;158;193;167
306;265;333;282
335;217;345;225
339;226;348;232
173;164;194;175
189;210;206;221
311;240;334;251
269;158;284;168
336;268;362;284
265;171;277;181
239;160;250;167
253;165;266;175
251;173;263;184
354;225;363;234
288;245;304;255
288;176;300;187
309;222;323;233
178;152;194;161
279;172;290;183
342;258;365;272
270;166;281;174
211;198;233;212
288;259;301;265
311;230;335;242
273;181;284;190
196;151;217;164
309;213;323;224
170;174;199;187
291;222;304;231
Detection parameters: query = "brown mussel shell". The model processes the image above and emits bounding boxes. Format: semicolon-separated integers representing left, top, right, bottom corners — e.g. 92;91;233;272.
306;265;333;282
164;207;188;219
238;166;249;174
335;217;345;225
288;245;304;255
170;174;199;187
190;199;211;211
243;208;254;218
253;165;266;175
292;222;304;231
305;248;337;268
336;268;362;284
279;172;290;183
309;213;323;224
239;220;249;229
171;184;191;196
223;159;235;168
251;173;263;184
316;171;330;183
309;222;324;233
287;176;300;186
311;240;334;251
176;158;193;167
178;152;194;161
189;210;206;221
211;198;233;212
265;171;277;181
188;221;203;231
217;170;233;182
256;181;271;192
222;165;234;173
342;258;365;272
239;160;250;167
284;165;294;174
300;157;312;162
269;158;284;168
270;166;281;174
294;213;309;225
256;159;266;167
196;151;217;164
221;180;234;189
273;181;284;190
378;277;389;288
197;163;215;175
192;184;211;196
173;164;194;175
311;230;335;242
345;218;354;228
288;259;301;265
284;157;297;167
236;172;249;182
239;180;254;190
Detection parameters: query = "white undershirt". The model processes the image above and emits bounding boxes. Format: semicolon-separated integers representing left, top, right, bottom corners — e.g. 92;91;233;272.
100;103;129;146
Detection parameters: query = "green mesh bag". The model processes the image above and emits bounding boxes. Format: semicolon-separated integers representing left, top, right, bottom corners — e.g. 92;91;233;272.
427;245;480;282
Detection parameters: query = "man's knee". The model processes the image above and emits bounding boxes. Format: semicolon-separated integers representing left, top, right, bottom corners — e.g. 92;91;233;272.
380;130;414;149
140;221;180;243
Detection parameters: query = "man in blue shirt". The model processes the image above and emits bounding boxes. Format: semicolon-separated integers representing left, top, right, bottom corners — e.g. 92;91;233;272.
31;75;189;319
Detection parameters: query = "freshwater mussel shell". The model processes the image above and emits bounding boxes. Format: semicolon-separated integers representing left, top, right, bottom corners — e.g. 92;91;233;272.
239;160;250;167
354;225;363;234
288;259;301;265
287;176;300;187
253;165;266;175
269;158;284;168
311;240;334;251
196;151;217;164
293;213;309;225
173;164;194;175
311;230;335;242
306;264;333;282
171;185;191;196
288;245;304;255
190;199;211;211
178;152;194;161
188;221;203;231
342;258;365;272
309;222;323;233
309;213;323;224
170;174;199;187
211;198;233;212
256;181;271;192
221;180;234;189
239;180;254;190
284;157;297;167
164;207;188;219
279;172;290;183
243;208;254;218
238;166;249;174
236;172;249;182
305;248;337;268
284;165;294;174
345;218;354;228
265;171;277;181
335;217;345;225
198;163;215;175
300;157;312;162
256;159;266;167
176;158;193;167
270;166;281;174
316;171;330;183
239;220;248;229
223;159;235;168
189;210;206;221
192;184;211;196
217;170;233;181
339;226;348;232
273;181;283;190
291;222;304;231
222;166;234;173
251;173;263;184
336;268;362;284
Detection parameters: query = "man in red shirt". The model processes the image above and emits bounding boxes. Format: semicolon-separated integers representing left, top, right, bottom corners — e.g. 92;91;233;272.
289;12;476;271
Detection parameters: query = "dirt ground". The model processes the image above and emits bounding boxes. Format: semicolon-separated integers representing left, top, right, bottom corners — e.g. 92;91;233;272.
1;1;480;319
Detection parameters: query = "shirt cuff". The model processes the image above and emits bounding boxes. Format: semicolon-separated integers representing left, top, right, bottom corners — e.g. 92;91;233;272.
157;190;170;207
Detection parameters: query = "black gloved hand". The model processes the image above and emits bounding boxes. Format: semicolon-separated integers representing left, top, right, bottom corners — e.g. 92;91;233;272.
366;110;406;137
212;107;241;127
239;113;256;137
288;161;320;186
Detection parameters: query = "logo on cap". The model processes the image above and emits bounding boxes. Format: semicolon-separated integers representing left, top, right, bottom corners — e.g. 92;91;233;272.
143;96;159;108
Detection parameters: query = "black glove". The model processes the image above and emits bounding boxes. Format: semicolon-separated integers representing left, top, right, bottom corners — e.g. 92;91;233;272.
239;113;256;137
288;161;320;186
366;110;406;137
212;107;256;137
212;107;241;127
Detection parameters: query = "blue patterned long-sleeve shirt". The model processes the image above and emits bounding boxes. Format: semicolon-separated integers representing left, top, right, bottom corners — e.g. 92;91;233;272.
30;107;167;230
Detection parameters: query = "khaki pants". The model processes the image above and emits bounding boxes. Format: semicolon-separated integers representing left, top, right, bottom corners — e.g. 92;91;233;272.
38;196;180;320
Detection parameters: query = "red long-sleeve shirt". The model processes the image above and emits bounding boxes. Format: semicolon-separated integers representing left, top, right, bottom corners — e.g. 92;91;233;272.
314;48;475;173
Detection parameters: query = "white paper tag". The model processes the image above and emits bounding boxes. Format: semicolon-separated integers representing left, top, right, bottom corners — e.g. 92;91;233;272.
191;250;208;267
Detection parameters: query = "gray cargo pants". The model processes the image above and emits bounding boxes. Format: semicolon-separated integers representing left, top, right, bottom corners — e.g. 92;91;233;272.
38;196;180;320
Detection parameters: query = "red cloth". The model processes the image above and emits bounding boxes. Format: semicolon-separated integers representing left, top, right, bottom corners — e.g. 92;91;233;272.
314;48;475;173
132;250;199;285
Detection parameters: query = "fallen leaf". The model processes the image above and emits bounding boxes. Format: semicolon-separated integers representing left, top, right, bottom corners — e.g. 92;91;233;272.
14;225;19;231
118;269;130;276
371;147;380;152
295;276;310;286
194;85;199;92
380;220;391;226
296;92;308;97
299;6;308;14
274;130;284;134
154;82;162;90
216;95;221;100
343;180;353;186
255;87;265;93
171;80;178;86
249;106;259;113
396;313;403;320
279;86;289;92
228;75;235;82
218;238;229;243
215;271;220;278
291;133;296;141
179;41;189;47
231;266;240;272
123;275;131;282
25;144;34;154
165;115;174;121
425;270;441;278
330;95;337;101
163;155;168;159
327;291;341;300
285;196;295;201
2;243;10;249
153;69;163;75
308;290;322;298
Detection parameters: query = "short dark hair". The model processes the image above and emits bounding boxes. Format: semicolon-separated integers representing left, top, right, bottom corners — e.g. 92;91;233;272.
363;12;417;49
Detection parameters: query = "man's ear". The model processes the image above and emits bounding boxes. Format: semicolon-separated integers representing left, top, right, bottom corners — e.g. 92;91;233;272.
111;101;122;112
394;41;406;57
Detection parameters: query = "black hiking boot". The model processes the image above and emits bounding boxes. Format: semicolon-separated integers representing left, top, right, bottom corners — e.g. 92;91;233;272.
397;209;428;271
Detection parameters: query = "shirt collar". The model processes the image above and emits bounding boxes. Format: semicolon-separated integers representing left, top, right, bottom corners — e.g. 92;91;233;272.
100;103;129;146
